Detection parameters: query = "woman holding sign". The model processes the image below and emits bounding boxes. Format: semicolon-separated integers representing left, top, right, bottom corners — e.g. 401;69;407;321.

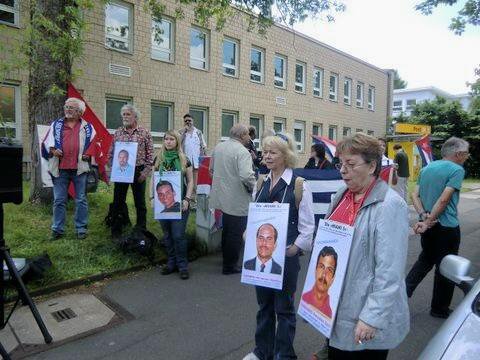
243;133;315;360
319;133;409;359
154;130;194;280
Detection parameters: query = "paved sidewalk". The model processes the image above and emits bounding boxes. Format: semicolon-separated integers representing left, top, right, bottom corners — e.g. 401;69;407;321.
22;197;480;360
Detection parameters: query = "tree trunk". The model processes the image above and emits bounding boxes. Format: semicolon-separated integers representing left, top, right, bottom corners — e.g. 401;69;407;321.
28;0;73;203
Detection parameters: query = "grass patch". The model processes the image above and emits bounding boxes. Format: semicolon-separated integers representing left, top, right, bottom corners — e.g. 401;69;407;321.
3;181;199;292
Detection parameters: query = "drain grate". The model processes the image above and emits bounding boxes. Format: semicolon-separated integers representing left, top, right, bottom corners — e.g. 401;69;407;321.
51;308;77;322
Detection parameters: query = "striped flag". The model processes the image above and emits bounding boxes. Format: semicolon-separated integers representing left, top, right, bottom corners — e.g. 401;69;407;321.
415;134;434;167
311;135;337;162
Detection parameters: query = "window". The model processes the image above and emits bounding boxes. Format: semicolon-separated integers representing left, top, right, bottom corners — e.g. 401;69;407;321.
249;115;264;149
295;62;306;93
356;82;364;108
294;121;305;152
329;73;338;101
368;86;375;111
0;0;19;26
367;130;374;136
313;68;323;97
106;97;131;130
273;117;286;133
343;127;351;137
250;47;264;83
190;27;208;70
406;99;417;111
151;102;172;145
221;111;237;140
151;17;174;62
356;128;363;133
312;123;323;136
328;126;337;141
393;100;403;112
189;106;208;144
222;38;238;77
344;78;352;105
274;54;286;88
105;1;133;52
0;84;21;141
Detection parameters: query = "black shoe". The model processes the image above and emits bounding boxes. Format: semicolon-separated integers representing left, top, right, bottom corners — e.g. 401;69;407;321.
51;231;63;240
77;233;87;240
180;270;189;280
161;266;178;275
222;267;241;275
430;309;452;319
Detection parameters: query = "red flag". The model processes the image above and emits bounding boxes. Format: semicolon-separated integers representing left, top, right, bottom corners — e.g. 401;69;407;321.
67;83;112;183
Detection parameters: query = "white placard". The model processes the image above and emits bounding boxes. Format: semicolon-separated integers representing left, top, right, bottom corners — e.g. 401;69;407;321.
153;171;182;220
241;203;289;290
110;141;138;183
298;219;354;338
37;125;53;188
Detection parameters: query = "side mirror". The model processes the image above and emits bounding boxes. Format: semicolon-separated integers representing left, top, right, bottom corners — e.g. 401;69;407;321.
440;255;475;294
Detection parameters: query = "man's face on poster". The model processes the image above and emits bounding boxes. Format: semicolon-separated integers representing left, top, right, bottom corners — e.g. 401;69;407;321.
157;184;176;208
118;150;129;167
256;224;277;263
315;255;336;295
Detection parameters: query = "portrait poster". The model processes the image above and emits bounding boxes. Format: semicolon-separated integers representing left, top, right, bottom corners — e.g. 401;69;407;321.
298;219;354;338
241;203;289;290
153;171;182;220
110;141;138;183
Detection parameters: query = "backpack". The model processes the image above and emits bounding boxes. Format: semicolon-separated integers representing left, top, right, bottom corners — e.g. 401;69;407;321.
256;174;304;209
118;228;158;262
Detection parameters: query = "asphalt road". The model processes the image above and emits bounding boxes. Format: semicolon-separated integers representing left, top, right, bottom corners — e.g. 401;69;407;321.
28;196;480;360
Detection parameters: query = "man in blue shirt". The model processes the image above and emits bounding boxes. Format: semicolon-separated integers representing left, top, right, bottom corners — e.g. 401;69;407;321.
406;137;470;319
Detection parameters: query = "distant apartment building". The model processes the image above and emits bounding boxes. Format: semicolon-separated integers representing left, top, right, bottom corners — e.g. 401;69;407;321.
1;0;393;164
393;87;473;117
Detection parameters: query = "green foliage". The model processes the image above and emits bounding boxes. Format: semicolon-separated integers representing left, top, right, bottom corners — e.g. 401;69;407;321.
415;0;480;35
406;96;480;177
393;69;408;89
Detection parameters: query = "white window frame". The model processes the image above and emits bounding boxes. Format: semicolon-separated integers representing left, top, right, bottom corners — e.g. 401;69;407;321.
367;130;374;136
221;111;238;141
329;73;338;101
406;99;417;111
312;123;323;137
273;117;286;133
222;37;239;77
294;121;305;153
274;54;286;89
105;96;132;132
249;114;264;149
105;0;133;53
151;17;174;62
190;27;209;70
295;62;306;94
250;47;264;83
150;102;173;144
0;83;21;142
393;100;403;112
0;0;19;26
356;82;364;108
189;106;208;144
328;125;337;141
343;127;351;137
368;86;375;111
344;78;352;105
313;67;323;97
356;128;363;133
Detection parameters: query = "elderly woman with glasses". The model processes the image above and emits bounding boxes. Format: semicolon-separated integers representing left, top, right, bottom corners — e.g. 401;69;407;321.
321;133;409;359
243;133;315;360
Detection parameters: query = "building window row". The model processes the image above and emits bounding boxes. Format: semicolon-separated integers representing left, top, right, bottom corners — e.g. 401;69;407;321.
0;0;19;26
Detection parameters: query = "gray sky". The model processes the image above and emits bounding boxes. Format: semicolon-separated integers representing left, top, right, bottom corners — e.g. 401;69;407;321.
293;0;479;94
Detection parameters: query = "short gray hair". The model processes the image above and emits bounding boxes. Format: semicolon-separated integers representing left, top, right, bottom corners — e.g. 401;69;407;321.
441;137;469;157
121;104;141;120
230;123;249;139
65;97;86;114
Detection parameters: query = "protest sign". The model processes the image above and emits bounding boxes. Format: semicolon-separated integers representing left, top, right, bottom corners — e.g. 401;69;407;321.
154;171;182;220
110;141;138;183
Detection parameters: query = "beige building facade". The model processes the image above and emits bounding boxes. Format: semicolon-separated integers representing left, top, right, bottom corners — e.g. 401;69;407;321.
1;0;393;165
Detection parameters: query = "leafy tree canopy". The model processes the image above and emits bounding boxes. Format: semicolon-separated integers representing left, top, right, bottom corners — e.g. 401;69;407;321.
393;69;408;89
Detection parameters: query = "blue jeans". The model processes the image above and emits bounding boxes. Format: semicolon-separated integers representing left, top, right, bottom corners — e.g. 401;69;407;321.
52;169;88;235
159;209;190;271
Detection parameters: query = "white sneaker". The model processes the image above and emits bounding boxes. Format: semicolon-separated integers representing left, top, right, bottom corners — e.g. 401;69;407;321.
242;353;260;360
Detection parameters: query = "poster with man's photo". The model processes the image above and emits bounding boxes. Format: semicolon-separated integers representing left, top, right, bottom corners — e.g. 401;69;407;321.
110;141;138;183
153;171;182;220
298;219;354;338
241;203;289;290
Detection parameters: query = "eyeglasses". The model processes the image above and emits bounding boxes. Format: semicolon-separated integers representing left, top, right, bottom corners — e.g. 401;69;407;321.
184;119;192;123
457;151;470;158
334;161;367;171
64;105;78;111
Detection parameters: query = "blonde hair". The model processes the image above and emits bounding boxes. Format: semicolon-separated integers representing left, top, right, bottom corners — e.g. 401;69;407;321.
262;133;297;169
154;130;188;172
